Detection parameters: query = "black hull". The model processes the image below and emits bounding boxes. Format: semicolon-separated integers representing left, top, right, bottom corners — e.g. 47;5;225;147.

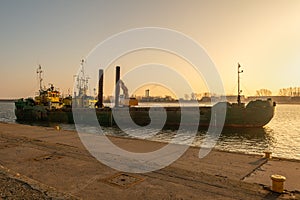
15;100;275;129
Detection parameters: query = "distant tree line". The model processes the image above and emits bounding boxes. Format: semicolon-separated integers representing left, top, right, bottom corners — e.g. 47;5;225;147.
279;87;300;96
256;89;272;96
255;87;300;96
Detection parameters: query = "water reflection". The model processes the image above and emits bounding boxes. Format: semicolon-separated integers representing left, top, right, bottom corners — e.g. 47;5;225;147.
0;102;15;123
14;119;276;157
117;126;277;157
221;127;267;138
212;127;275;155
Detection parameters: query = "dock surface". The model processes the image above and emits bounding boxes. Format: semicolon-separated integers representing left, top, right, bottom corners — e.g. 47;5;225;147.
0;122;299;199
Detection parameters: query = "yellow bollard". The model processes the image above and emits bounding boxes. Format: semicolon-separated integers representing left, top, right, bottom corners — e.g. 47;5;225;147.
264;151;272;159
271;174;286;193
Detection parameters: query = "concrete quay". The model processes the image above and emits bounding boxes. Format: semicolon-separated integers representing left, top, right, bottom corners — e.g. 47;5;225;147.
0;122;299;199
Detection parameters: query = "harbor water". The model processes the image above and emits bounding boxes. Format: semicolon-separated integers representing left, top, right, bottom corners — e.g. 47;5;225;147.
1;102;299;160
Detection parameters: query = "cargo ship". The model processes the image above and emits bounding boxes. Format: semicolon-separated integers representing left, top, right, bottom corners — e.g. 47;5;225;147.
15;63;276;129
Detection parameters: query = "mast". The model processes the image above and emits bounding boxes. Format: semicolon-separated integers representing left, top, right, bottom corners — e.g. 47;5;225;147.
237;63;243;104
76;59;89;97
36;65;43;92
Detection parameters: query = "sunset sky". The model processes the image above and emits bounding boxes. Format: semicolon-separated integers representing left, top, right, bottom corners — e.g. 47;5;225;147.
0;0;300;99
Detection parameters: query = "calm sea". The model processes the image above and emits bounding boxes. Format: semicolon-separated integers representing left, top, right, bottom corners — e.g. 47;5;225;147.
1;102;299;160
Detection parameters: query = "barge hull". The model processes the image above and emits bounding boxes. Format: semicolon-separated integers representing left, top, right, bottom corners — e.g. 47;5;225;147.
15;101;275;129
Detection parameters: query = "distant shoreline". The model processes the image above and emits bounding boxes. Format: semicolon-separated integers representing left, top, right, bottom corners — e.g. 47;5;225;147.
1;97;300;105
1;100;300;105
0;99;17;102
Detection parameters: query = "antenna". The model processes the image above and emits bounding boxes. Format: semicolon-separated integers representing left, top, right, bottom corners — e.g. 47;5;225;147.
237;63;243;104
36;65;43;92
74;59;90;97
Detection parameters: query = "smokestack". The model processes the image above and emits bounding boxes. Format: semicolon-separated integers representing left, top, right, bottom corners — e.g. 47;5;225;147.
96;69;103;108
115;66;120;107
145;89;150;97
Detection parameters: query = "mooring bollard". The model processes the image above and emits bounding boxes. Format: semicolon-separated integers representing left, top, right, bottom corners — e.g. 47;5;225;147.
271;174;286;193
264;151;272;159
